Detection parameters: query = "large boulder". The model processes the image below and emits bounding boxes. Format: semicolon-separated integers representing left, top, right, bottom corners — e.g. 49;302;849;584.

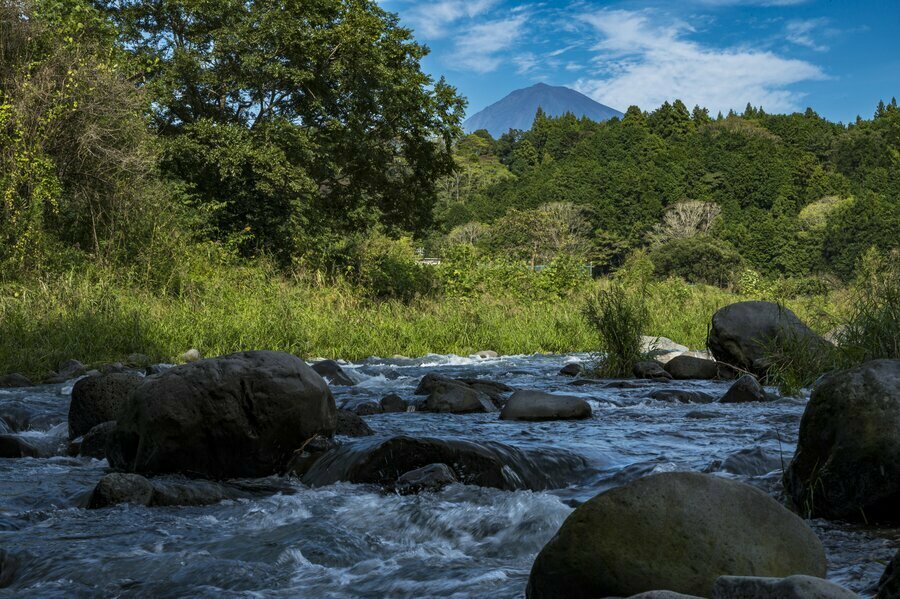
500;390;591;421
708;301;828;376
720;375;775;403
300;435;588;492
526;472;826;599
423;384;496;414
311;360;356;386
664;355;722;380
68;372;144;439
877;549;899;599
107;350;336;479
784;359;900;523
712;575;856;598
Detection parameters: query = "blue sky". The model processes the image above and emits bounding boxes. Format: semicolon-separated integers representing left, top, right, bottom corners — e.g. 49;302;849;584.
376;0;899;123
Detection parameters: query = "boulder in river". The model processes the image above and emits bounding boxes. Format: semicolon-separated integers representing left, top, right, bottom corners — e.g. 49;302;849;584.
650;390;715;404
352;401;382;416
395;463;458;494
704;447;783;476
526;471;826;598
0;435;40;458
87;473;279;509
784;359;900;523
877;549;899;599
559;363;583;377
633;361;673;380
311;359;356;386
719;375;775;403
664;355;722;380
88;473;155;508
380;394;408;413
107;350;336;479
423;384;497;414
500;390;591;421
712;575;856;598
79;421;117;459
300;435;588;492
0;373;32;388
708;301;829;377
336;409;373;437
68;372;144;439
474;350;499;359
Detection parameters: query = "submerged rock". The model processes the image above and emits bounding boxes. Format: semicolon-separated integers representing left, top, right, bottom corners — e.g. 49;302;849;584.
300;435;588;492
311;359;356;386
708;301;828;377
0;373;32;388
352;401;382;416
88;473;155;508
500;390;591;421
720;375;774;403
526;472;826;598
650;390;715;404
335;409;373;437
704;447;783;476
712;575;856;598
633;361;673;380
395;463;458;494
784;359;900;523
107;350;336;479
380;394;408;413
0;435;40;458
68;372;143;439
87;473;281;509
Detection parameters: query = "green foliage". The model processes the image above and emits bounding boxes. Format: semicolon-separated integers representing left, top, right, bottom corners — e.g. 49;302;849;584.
650;236;743;287
840;248;900;363
583;285;650;378
823;193;900;280
350;231;433;302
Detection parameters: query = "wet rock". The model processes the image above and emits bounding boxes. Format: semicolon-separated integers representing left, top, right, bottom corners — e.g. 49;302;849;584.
650;390;715;404
559;363;583;377
0;435;40;458
685;410;721;419
705;447;783;476
395;463;458;494
380;394;408;413
301;435;588;492
352;401;383;416
311;359;356;386
877;549;899;599
568;378;606;387
285;435;339;478
79;421;117;459
784;359;900;523
526;472;826;599
336;409;373;437
457;378;515;403
0;373;32;388
500;390;591;421
88;473;154;508
633;361;673;380
107;350;336;479
423;384;497;414
664;355;721;380
45;359;87;384
68;372;144;439
474;350;499;358
708;301;829;377
720;375;774;403
712;575;856;598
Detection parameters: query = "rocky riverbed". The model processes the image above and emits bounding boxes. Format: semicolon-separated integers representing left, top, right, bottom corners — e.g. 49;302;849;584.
1;351;897;597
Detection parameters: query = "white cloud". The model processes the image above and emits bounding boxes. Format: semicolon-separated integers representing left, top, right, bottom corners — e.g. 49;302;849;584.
573;9;826;114
786;18;830;51
403;0;499;39
452;15;528;73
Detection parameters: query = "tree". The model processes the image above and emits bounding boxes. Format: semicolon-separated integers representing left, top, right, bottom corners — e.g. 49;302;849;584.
509;139;539;175
649;200;721;245
97;0;465;264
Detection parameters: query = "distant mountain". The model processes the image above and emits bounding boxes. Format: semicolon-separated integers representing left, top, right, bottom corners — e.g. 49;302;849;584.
464;83;623;137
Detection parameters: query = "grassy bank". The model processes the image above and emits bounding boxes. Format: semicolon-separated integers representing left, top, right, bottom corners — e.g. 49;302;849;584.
0;265;847;379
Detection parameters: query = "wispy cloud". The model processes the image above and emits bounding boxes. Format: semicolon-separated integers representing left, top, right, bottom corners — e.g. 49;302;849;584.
573;9;826;113
786;18;830;51
403;0;499;39
453;15;528;73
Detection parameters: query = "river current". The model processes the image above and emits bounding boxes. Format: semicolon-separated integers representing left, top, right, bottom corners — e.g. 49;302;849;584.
0;353;896;597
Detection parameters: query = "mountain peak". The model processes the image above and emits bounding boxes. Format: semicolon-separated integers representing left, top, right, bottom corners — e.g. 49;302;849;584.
464;84;623;137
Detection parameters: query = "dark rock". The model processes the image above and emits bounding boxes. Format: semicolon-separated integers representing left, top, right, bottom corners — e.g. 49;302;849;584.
0;373;32;388
712;575;856;598
708;301;829;377
664;355;721;380
285;435;339;478
352;401;383;416
424;384;496;414
414;373;458;395
720;375;774;403
650;390;715;404
559;363;583;377
457;378;515;406
395;463;458;494
685;410;721;419
88;473;154;508
336;409;373;437
79;421;117;459
107;350;336;479
785;359;900;523
0;549;22;588
311;359;356;386
704;447;783;476
0;435;39;458
68;372;144;439
500;390;591;421
301;436;588;492
568;379;606;387
526;472;826;598
380;394;408;413
877;549;899;599
633;361;673;380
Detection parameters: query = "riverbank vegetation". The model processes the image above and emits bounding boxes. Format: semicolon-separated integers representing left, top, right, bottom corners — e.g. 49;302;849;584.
1;0;897;378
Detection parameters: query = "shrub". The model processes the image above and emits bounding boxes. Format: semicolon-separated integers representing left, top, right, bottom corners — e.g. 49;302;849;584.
650;236;743;287
351;232;433;301
583;285;650;377
840;248;900;363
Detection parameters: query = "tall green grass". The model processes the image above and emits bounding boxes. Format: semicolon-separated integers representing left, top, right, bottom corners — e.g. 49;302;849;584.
583;285;650;377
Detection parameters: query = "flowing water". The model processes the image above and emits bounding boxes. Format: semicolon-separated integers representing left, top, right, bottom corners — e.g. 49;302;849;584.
0;354;896;598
